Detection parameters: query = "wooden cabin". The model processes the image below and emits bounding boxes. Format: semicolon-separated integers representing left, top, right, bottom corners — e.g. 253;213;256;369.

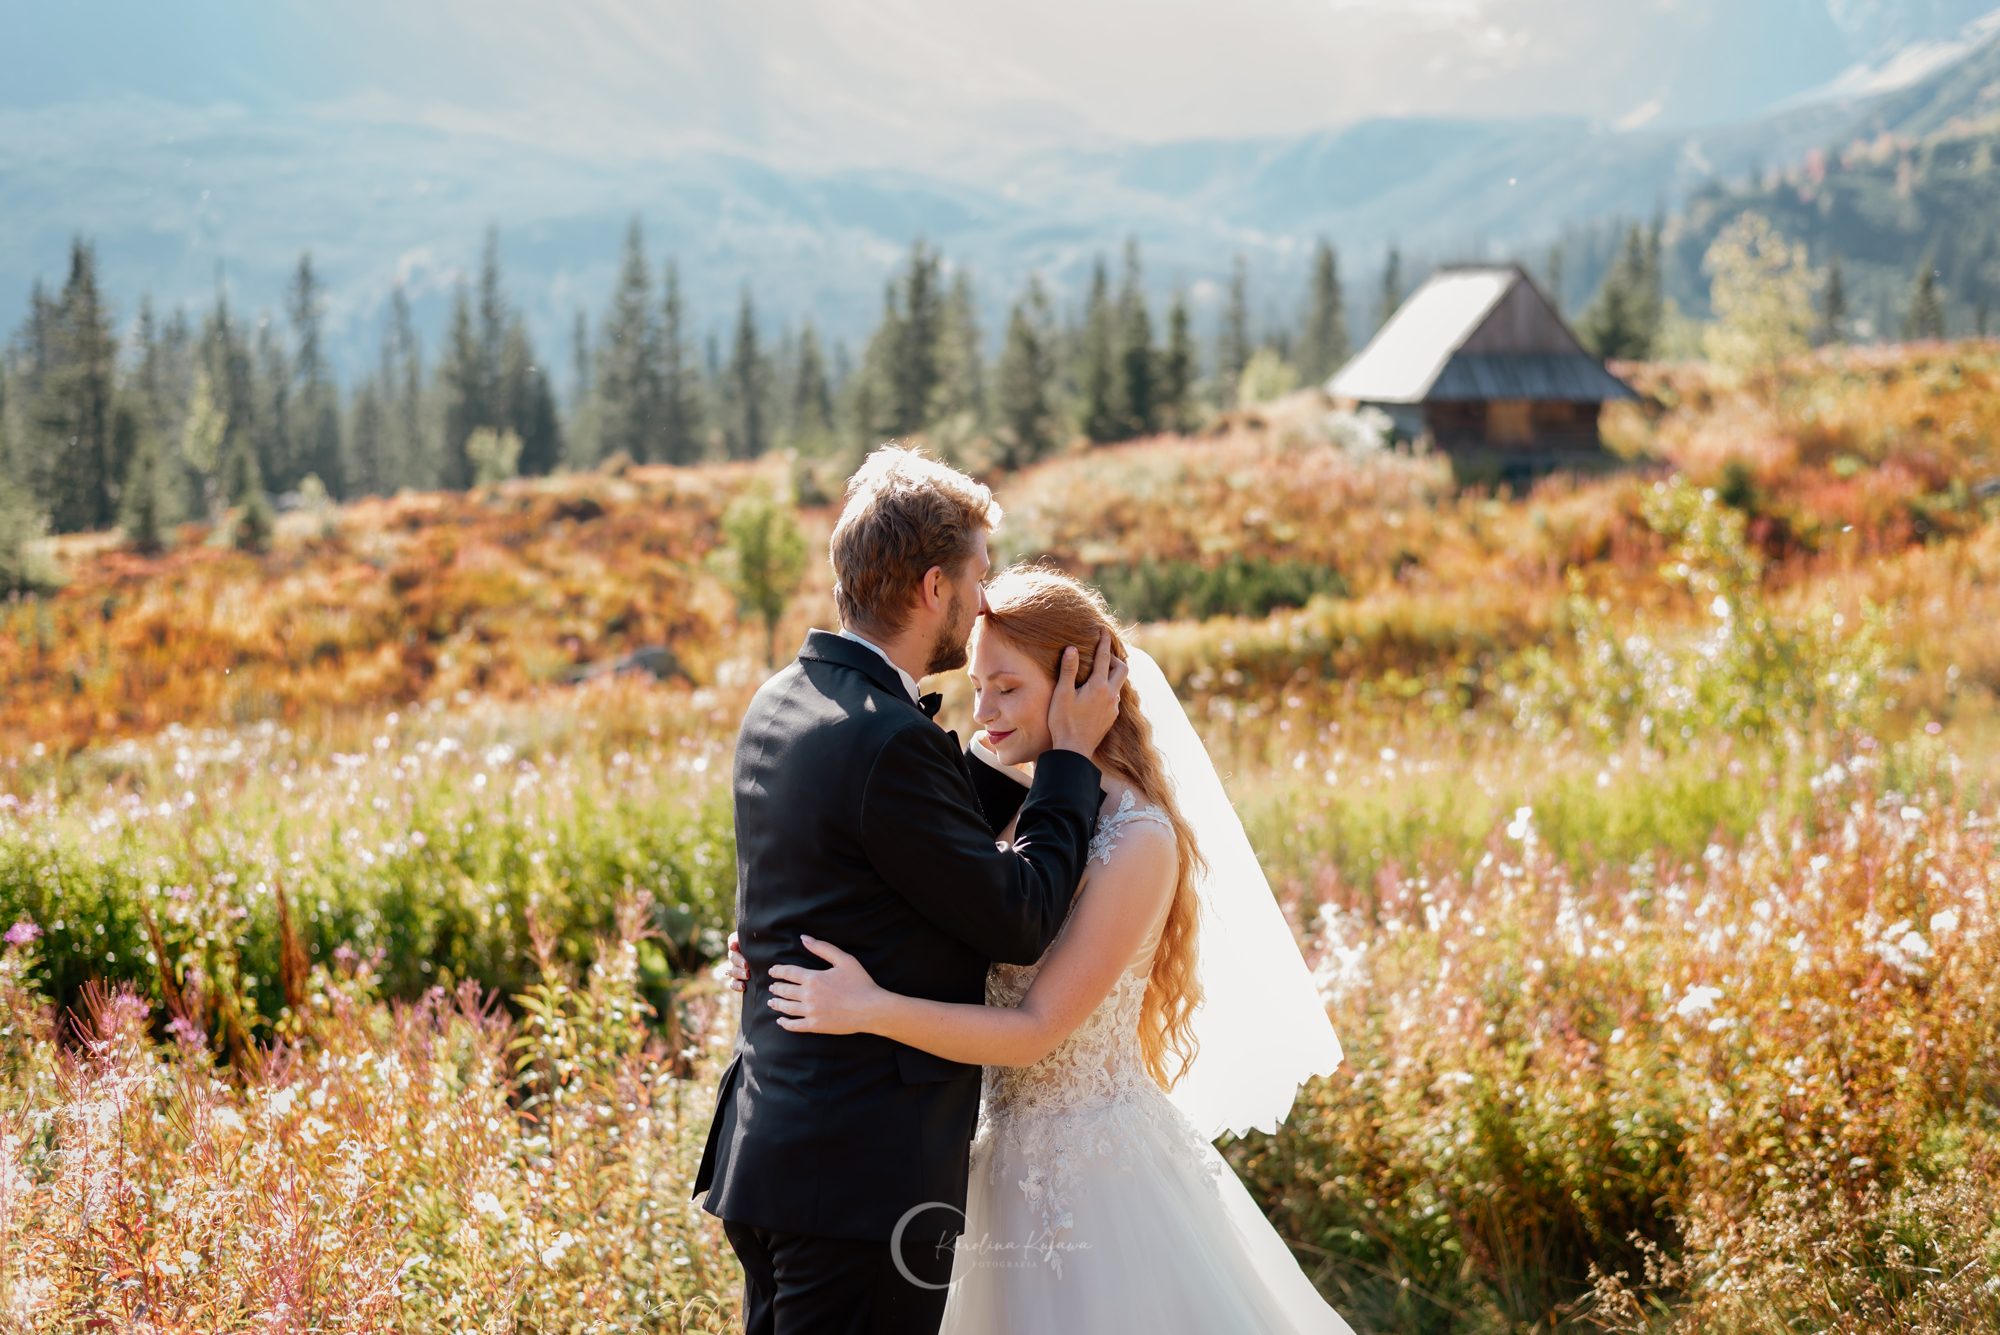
1328;264;1637;484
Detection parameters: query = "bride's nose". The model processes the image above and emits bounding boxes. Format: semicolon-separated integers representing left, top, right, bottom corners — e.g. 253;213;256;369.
972;686;996;724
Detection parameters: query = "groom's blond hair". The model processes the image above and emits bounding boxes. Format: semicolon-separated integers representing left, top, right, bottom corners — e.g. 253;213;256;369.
830;445;1001;638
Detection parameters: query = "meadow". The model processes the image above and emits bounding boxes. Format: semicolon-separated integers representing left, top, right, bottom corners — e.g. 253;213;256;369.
4;344;2000;1331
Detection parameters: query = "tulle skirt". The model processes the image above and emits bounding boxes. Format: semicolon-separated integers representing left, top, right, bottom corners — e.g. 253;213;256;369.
939;1100;1354;1335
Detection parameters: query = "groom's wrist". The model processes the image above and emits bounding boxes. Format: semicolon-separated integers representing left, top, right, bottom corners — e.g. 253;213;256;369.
1032;747;1101;779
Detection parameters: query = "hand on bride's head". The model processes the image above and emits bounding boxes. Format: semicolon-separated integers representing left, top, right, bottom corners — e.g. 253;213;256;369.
1047;628;1127;757
767;937;886;1035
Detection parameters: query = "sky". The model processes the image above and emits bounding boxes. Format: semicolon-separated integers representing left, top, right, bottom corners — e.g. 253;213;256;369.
7;0;1998;174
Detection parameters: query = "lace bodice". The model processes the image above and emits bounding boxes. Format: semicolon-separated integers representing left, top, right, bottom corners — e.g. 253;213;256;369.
984;792;1167;1113
976;792;1223;1272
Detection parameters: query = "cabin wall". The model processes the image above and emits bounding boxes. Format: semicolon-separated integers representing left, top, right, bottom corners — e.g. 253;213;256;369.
1422;400;1612;485
1423;400;1604;450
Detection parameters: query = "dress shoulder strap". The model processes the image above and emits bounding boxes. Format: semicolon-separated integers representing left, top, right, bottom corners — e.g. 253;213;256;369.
1088;789;1173;866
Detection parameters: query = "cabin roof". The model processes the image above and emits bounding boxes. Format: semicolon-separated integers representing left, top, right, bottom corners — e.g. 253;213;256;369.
1329;264;1638;405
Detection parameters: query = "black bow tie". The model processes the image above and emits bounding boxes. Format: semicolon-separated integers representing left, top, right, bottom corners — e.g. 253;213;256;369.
919;693;943;719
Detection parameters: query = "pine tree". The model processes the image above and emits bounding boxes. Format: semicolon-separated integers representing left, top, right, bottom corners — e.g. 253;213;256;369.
251;316;293;497
208;312;261;515
929;270;986;427
1114;239;1156;439
1160;289;1195;434
854;240;949;442
596;218;662;464
1079;258;1120;443
502;319;563;476
724;289;770;461
1904;262;1946;341
4;282;57;508
895;242;945;436
347;378;390;499
288;253;342;496
229;452;275;552
214;336;272;551
134;298;167;437
1297;239;1350;386
1820;254;1848;346
118;412;179;554
477;228;508;422
566;309;596;468
38;239;120;533
1376;247;1404;335
439;231;531;485
853;286;899;444
439;285;483;487
205;293;258;477
995;277;1058;469
1546;241;1566;316
1217;255;1251;407
384;285;425;489
1645;212;1665;312
791;320;835;450
131;301;196;515
1580;224;1660;360
660;261;702;464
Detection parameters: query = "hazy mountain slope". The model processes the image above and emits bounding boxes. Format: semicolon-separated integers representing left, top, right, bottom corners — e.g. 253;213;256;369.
6;22;2000;382
1658;38;2000;335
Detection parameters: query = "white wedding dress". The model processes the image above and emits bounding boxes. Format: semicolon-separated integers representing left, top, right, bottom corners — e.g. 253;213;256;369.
940;793;1355;1334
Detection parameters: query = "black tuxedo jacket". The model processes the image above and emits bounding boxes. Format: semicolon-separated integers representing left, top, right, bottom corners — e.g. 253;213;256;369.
693;629;1100;1241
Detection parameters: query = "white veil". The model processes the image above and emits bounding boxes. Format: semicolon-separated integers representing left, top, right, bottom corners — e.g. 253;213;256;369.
1128;648;1345;1140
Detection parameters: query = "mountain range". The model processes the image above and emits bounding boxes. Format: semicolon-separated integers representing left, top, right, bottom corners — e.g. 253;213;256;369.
4;2;2000;381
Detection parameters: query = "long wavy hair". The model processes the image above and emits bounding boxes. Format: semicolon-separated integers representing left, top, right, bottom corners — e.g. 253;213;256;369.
978;565;1204;1090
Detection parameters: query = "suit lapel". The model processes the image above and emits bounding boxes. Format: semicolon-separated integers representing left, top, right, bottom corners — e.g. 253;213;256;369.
796;629;931;717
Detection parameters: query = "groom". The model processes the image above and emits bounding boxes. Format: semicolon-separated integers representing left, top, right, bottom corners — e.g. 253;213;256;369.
695;446;1126;1335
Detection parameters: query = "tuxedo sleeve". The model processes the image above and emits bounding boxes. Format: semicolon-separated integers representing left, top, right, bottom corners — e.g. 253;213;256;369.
861;725;1101;966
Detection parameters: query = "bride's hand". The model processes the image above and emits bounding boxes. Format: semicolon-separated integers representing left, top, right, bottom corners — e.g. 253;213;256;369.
767;936;888;1035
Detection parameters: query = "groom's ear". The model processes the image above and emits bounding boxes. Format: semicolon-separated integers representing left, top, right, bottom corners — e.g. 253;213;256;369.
917;564;946;613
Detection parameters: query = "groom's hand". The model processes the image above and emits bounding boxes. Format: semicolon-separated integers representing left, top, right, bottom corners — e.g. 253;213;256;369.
1046;628;1127;758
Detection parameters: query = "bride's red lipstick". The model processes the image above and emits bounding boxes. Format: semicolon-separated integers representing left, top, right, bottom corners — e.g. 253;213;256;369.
986;729;1015;745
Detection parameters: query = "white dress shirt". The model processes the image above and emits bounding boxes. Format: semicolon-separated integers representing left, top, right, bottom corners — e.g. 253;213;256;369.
838;628;922;704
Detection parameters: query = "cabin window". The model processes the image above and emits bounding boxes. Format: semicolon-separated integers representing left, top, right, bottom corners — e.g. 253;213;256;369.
1486;400;1533;444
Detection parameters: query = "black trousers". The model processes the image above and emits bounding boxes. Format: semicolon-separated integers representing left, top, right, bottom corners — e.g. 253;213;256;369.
724;1213;959;1335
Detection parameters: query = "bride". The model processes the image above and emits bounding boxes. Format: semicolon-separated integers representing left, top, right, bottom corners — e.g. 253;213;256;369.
764;566;1354;1334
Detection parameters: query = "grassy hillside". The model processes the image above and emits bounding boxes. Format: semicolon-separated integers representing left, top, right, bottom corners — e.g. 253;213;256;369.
0;461;831;752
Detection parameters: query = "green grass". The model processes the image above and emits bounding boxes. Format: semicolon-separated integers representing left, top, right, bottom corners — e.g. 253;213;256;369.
0;684;740;1034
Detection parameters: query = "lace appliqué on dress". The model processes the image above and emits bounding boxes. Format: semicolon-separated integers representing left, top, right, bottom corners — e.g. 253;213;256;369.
974;794;1223;1277
1086;788;1164;867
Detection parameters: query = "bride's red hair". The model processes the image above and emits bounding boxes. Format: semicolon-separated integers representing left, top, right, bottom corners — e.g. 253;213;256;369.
979;565;1203;1090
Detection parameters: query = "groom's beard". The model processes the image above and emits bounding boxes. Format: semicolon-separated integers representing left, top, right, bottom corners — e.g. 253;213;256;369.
924;588;975;675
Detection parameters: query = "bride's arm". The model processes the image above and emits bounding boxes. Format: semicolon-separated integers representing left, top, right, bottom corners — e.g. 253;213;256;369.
766;823;1175;1068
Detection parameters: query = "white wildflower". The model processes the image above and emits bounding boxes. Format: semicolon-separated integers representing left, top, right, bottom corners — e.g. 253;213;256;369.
541;1230;577;1268
1674;985;1723;1018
